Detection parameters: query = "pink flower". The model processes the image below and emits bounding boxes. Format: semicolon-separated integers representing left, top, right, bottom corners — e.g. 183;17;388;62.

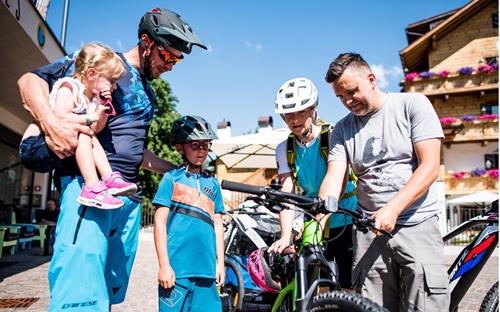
438;70;450;77
487;169;499;180
440;117;460;125
405;72;419;82
453;171;467;179
477;64;495;74
479;114;498;120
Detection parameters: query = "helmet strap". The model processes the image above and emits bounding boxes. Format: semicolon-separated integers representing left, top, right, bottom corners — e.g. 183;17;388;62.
297;123;314;145
184;160;202;172
180;148;203;173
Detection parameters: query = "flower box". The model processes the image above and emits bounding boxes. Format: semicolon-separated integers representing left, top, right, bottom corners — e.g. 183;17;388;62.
445;176;492;192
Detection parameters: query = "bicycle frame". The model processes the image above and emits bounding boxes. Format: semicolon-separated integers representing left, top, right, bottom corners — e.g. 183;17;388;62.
220;179;390;312
445;209;498;312
271;219;340;312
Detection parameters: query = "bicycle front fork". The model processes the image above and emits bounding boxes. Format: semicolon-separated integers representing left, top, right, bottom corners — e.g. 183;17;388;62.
294;246;340;312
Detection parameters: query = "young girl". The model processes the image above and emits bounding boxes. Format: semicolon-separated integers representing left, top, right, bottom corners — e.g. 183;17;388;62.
20;42;137;209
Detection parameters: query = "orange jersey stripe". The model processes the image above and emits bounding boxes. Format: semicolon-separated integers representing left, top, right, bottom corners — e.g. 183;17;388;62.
171;183;215;218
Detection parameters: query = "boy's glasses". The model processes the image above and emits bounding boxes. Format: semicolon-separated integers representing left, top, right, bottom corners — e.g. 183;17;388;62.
157;45;184;65
188;141;212;151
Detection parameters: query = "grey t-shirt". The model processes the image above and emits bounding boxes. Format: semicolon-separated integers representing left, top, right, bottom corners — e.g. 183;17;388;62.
329;92;444;225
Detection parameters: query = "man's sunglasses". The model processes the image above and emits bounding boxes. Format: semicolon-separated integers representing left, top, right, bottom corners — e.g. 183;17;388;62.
187;141;212;151
157;45;184;65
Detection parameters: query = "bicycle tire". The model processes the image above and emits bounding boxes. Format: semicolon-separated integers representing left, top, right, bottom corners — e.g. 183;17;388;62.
480;282;499;312
311;290;387;312
221;259;245;312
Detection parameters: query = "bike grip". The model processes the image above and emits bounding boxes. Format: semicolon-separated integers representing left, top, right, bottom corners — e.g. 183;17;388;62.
378;228;393;239
221;180;266;195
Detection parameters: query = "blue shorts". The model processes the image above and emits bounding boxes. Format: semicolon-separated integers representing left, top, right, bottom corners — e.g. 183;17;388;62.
19;134;61;173
48;175;141;311
158;278;221;312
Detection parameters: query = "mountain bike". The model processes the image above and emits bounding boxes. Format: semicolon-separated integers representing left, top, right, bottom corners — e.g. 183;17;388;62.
445;200;498;312
221;180;389;312
220;202;281;311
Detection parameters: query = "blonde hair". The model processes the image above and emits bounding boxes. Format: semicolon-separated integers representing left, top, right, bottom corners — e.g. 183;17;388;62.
74;42;125;83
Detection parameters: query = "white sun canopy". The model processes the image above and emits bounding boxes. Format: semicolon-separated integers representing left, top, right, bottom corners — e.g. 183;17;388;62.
447;190;498;206
211;128;290;169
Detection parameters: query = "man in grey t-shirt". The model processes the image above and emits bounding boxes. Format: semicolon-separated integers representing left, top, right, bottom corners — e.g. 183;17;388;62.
319;53;449;311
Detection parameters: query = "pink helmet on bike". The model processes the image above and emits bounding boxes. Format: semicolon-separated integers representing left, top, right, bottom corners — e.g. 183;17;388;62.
248;248;281;293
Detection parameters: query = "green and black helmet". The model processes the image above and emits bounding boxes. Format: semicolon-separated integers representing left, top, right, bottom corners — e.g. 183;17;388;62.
138;8;207;54
171;115;218;144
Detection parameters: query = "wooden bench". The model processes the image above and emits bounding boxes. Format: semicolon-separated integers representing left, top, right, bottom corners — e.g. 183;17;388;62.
0;226;20;257
6;223;48;251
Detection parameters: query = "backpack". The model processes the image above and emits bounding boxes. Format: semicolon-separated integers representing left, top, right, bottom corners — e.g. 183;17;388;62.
285;122;357;200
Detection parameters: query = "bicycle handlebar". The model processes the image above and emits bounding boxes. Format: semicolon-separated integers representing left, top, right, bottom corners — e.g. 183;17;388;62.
222;180;316;205
221;180;267;196
221;180;393;238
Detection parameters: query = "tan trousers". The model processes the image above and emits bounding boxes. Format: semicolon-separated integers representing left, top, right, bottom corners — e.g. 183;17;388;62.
352;216;450;312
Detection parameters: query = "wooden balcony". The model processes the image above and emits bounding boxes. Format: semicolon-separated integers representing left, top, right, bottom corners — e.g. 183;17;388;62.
442;120;498;144
403;71;498;97
445;175;498;195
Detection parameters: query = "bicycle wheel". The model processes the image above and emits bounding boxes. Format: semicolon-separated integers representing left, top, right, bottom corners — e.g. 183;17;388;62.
277;293;293;312
480;282;499;312
221;259;245;312
311;290;387;312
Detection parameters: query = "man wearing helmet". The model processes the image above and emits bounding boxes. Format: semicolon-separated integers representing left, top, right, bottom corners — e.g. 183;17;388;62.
268;77;358;289
17;8;206;311
153;115;225;311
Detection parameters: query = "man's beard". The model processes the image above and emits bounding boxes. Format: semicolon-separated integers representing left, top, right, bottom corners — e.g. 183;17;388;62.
142;54;156;81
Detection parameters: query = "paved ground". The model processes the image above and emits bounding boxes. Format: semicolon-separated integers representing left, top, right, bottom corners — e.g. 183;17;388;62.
0;232;497;311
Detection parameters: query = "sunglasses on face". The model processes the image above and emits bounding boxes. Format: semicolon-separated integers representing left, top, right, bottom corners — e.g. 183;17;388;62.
157;45;184;65
187;141;212;151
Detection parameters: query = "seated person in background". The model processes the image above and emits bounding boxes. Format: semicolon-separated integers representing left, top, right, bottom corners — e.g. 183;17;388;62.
40;199;60;225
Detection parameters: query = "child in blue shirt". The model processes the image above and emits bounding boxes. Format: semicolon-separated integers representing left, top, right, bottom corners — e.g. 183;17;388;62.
153;115;225;311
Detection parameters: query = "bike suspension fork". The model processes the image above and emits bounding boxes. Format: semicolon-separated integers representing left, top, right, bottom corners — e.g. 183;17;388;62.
295;253;309;312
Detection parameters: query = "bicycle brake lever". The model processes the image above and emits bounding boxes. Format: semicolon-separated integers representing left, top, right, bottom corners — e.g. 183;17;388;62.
374;227;393;239
353;219;370;234
363;218;394;239
269;203;284;214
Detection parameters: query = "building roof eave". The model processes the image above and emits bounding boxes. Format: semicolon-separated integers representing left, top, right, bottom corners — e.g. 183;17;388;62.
400;0;492;72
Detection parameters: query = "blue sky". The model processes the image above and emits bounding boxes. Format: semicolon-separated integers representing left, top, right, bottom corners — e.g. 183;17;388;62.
46;0;469;135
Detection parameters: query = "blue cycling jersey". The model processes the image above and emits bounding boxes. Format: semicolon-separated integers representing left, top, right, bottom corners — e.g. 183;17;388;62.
153;166;225;279
276;135;357;228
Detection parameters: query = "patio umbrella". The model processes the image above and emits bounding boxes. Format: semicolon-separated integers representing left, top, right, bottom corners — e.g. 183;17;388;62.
447;190;499;206
211;128;290;169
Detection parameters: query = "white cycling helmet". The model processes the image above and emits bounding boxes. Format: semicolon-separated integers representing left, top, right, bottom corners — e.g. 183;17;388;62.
275;77;318;114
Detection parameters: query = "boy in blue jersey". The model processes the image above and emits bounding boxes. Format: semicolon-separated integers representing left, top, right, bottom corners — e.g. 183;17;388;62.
17;8;207;311
268;77;358;289
153;115;225;312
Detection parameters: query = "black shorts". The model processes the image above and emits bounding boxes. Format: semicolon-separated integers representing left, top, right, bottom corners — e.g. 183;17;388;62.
323;224;354;289
19;134;61;173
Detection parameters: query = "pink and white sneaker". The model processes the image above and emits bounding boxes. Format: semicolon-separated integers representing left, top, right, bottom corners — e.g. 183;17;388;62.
77;182;123;209
104;171;138;196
